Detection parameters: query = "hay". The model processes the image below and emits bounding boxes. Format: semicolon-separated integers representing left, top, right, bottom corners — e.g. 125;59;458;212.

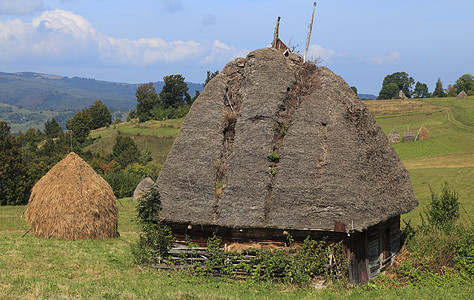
398;90;407;99
388;130;401;143
456;91;467;99
402;129;415;142
133;177;154;201
417;126;430;140
25;152;118;240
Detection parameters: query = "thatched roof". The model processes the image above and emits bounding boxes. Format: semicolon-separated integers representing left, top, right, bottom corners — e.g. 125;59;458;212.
26;152;118;240
133;177;154;201
416;126;430;141
456;91;467;99
156;48;418;233
388;130;401;143
402;129;415;142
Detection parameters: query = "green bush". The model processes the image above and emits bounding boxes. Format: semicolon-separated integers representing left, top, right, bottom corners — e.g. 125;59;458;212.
131;186;174;265
102;171;142;198
455;226;474;275
424;182;460;231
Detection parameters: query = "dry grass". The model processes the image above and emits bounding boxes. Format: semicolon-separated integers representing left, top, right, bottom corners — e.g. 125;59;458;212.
362;99;440;116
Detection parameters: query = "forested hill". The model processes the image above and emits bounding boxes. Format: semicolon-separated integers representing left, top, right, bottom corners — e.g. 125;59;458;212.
0;72;203;111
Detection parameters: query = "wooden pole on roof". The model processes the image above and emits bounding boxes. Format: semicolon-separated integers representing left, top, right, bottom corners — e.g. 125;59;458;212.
272;17;281;48
304;2;317;62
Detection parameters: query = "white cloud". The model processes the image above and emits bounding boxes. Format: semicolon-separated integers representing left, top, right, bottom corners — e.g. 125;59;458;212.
306;44;400;66
307;44;337;62
0;9;246;67
366;51;401;65
200;40;248;64
0;0;44;15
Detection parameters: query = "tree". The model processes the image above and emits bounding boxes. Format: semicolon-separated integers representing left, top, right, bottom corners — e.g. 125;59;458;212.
432;78;446;97
377;72;415;99
413;81;429;98
44;118;63;138
66;110;93;143
0;121;31;205
159;75;191;108
112;135;140;169
454;74;474;94
203;70;219;88
378;83;399;100
350;86;357;95
136;83;159;122
86;100;112;129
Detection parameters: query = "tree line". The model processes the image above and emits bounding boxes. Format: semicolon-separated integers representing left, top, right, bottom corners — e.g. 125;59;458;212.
376;73;474;100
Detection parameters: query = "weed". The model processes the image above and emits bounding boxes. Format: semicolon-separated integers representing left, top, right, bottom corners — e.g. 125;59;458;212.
267;153;280;162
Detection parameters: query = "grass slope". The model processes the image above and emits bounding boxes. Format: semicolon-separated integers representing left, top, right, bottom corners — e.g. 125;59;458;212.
364;96;474;226
86;119;183;164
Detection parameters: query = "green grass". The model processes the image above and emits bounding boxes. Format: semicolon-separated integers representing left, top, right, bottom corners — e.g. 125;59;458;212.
0;102;59;134
1;199;471;299
365;97;474;227
86;119;183;164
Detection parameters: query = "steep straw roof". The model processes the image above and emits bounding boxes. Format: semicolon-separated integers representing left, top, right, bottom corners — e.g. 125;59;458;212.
26;152;118;240
157;48;418;232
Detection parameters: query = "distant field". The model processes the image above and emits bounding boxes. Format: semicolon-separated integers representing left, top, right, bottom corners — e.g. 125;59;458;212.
364;96;474;226
0;102;60;133
87;119;183;164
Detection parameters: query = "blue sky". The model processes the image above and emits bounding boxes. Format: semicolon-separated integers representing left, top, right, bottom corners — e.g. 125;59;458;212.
0;0;473;95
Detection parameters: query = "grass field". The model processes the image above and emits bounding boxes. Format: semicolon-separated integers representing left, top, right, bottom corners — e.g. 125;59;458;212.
1;200;471;299
1;96;472;298
363;96;474;227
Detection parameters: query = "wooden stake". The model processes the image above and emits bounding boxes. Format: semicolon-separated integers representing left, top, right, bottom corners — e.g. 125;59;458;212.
272;17;281;48
304;2;317;62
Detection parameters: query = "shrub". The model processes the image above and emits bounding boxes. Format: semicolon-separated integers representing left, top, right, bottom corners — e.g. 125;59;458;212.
424;182;459;231
455;226;474;275
102;171;142;198
132;186;174;264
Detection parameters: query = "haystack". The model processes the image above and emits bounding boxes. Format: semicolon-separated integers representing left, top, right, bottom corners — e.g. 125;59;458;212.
402;129;415;142
416;126;430;140
133;177;154;201
25;152;118;240
456;91;467;99
398;90;407;99
388;130;401;143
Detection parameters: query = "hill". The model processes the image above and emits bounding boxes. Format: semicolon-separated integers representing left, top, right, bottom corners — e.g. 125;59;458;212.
0;71;203;111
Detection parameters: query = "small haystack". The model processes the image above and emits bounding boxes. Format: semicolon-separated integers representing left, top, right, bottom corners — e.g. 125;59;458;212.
456;91;467;99
398;90;407;99
416;126;430;140
25;152;118;240
402;129;415;142
388;130;401;143
133;177;154;201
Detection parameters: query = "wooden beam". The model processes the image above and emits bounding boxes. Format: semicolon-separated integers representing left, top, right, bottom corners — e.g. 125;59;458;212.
304;2;317;62
272;17;281;48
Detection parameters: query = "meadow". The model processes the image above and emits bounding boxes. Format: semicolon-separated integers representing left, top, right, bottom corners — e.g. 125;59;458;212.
1;96;473;298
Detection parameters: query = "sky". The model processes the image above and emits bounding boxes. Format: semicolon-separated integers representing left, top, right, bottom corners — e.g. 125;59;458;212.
0;0;473;95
